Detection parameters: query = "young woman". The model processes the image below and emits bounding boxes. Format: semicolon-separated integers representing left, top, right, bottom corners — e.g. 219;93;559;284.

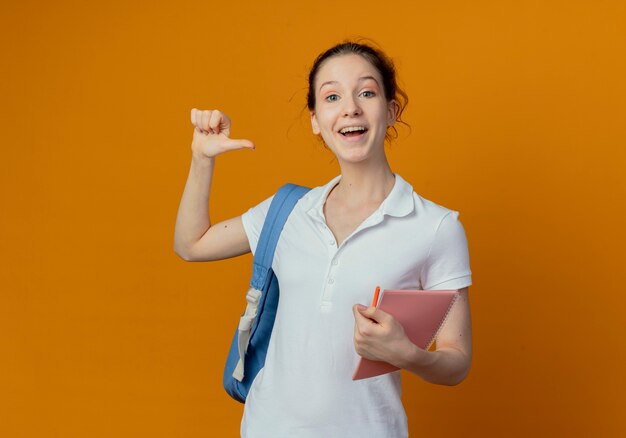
174;41;473;438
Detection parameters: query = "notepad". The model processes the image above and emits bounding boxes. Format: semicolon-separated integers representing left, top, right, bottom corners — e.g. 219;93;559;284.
352;289;460;380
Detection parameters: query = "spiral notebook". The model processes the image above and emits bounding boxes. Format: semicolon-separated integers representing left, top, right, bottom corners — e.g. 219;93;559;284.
352;289;460;380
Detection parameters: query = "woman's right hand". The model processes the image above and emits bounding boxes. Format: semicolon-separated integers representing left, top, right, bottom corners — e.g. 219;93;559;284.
190;108;255;160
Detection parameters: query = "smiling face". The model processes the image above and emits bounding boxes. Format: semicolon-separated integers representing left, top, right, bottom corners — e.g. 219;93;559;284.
310;54;396;165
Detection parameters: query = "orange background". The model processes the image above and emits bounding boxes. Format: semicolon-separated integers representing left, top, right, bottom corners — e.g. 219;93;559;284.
1;0;625;436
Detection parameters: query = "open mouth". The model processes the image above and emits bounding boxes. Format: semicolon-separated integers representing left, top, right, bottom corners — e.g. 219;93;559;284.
339;126;368;138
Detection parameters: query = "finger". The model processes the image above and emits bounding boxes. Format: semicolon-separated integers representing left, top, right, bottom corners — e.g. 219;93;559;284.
354;328;363;348
209;110;223;134
352;305;371;332
222;137;255;150
190;108;196;125
358;305;389;324
353;317;367;345
195;109;203;131
220;113;231;136
355;318;373;337
353;304;366;320
353;305;375;323
356;304;378;320
202;110;211;133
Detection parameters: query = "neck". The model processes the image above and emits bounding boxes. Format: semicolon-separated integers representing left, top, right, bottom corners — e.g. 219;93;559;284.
333;158;395;205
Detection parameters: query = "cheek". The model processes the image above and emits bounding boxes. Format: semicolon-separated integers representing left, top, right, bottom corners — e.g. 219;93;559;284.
319;129;335;146
318;109;339;130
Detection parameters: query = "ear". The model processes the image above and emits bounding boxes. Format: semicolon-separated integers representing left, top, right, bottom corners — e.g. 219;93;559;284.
310;111;321;135
387;99;397;126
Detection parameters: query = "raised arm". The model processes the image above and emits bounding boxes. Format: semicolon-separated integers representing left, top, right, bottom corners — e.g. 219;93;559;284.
174;109;255;262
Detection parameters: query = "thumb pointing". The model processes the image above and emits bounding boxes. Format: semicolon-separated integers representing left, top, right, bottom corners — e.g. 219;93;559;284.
224;138;255;150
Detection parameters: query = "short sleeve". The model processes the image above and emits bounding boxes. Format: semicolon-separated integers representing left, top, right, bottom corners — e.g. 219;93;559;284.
421;211;473;290
241;194;274;255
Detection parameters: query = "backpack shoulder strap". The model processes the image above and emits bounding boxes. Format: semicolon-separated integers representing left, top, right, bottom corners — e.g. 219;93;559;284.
250;183;310;290
231;183;310;383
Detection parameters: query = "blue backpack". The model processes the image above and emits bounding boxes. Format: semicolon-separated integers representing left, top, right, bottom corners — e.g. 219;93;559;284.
223;183;310;403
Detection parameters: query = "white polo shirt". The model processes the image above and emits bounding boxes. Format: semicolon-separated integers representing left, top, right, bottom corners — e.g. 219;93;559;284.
240;173;472;438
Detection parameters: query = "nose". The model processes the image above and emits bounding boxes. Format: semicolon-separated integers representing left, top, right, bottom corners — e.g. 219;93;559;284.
342;94;362;117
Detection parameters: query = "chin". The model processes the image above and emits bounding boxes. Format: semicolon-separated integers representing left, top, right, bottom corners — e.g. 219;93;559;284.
334;148;373;164
336;144;383;165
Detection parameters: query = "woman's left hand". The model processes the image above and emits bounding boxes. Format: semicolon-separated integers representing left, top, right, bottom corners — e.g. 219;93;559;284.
353;304;419;366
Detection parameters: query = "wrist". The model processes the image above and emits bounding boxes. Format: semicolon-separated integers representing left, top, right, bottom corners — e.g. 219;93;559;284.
395;340;436;372
191;153;215;167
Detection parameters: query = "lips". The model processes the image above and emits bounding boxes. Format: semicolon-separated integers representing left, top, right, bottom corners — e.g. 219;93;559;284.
338;126;368;138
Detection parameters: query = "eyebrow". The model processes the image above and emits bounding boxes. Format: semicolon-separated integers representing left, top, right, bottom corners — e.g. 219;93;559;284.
318;76;380;92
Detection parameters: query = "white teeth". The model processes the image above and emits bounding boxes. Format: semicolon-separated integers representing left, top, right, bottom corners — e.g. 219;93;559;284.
340;126;367;134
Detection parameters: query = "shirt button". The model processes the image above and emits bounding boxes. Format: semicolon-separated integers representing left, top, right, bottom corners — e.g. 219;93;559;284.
329;240;335;246
332;260;338;266
328;278;334;284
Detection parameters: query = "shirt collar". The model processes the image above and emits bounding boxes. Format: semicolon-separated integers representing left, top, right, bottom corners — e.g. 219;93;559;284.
302;173;415;222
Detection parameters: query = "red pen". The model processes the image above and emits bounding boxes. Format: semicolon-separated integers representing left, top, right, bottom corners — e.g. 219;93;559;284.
371;286;381;307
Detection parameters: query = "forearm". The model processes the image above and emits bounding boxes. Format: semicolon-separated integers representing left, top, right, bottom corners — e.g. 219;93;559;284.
173;155;215;258
396;343;471;386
